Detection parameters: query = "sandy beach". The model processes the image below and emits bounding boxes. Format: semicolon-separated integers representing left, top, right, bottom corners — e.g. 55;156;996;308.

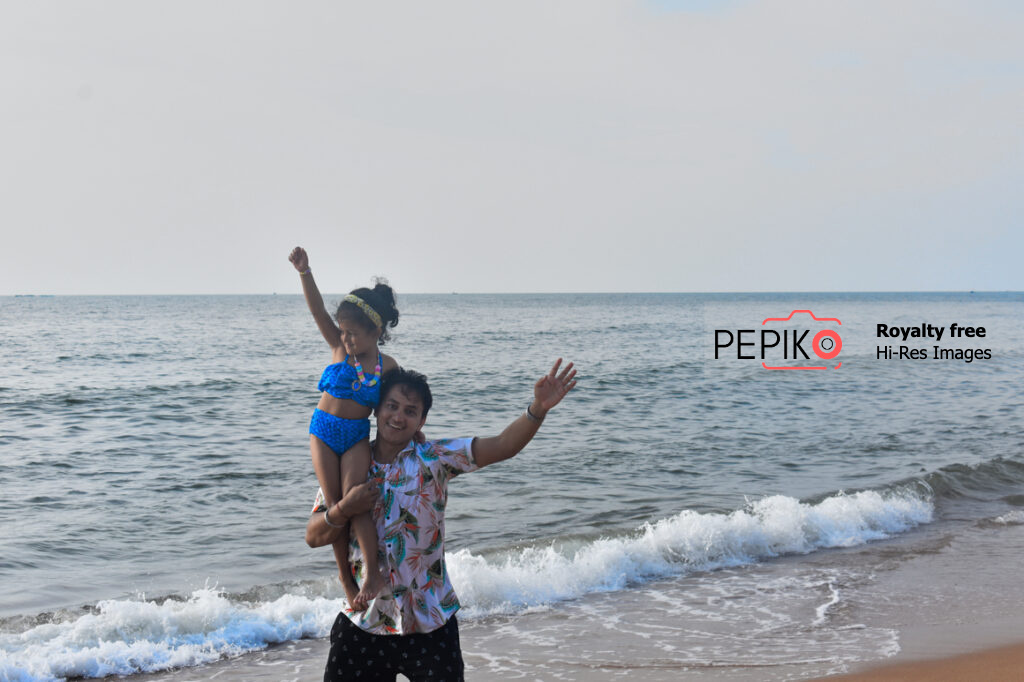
821;641;1024;681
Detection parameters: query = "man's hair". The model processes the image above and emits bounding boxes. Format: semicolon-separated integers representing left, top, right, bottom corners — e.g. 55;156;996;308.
378;368;432;419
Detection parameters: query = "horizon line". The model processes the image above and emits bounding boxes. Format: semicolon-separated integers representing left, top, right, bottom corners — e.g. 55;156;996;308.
4;290;1021;297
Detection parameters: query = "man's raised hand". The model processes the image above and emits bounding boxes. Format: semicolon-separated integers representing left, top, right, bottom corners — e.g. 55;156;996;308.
532;358;577;416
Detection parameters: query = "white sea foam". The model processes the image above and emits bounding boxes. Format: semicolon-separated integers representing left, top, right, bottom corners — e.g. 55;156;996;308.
993;510;1024;525
0;489;932;681
0;589;344;682
451;488;933;616
813;580;842;626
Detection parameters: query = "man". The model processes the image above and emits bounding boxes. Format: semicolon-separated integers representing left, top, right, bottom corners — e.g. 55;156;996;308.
306;359;577;682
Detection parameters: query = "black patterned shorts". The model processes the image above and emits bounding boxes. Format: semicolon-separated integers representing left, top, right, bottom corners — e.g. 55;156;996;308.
323;612;465;682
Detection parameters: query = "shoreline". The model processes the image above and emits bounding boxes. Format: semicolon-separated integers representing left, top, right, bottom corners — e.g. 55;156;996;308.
820;640;1024;681
128;628;1024;682
34;515;1024;682
96;516;1024;681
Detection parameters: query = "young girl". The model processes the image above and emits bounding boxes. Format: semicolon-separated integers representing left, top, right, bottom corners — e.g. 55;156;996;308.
289;246;399;611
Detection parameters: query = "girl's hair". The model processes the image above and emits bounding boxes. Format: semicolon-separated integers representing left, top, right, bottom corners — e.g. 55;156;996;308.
335;277;399;345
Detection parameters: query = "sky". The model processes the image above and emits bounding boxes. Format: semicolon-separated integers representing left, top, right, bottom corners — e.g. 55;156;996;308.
1;1;1022;295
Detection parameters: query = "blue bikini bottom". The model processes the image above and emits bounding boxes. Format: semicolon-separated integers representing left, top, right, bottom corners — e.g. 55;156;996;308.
309;409;370;456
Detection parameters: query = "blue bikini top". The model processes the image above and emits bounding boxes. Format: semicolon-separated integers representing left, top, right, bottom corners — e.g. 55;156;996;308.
317;354;382;408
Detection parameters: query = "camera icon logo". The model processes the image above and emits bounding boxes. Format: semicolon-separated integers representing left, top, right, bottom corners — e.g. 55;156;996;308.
761;310;842;370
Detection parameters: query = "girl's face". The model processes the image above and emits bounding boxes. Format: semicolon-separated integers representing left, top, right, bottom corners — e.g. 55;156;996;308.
337;318;380;356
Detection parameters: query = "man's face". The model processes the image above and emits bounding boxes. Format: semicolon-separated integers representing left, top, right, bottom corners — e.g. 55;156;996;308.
375;385;426;446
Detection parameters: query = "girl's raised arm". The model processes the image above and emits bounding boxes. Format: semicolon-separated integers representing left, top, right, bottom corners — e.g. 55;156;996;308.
289;246;342;348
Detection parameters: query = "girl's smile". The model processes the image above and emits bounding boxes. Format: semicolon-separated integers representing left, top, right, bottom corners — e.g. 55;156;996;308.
337;319;379;357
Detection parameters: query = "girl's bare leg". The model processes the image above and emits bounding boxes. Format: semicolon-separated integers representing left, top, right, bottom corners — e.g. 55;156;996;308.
341;439;384;610
311;435;343;506
311;436;360;606
332;537;361;609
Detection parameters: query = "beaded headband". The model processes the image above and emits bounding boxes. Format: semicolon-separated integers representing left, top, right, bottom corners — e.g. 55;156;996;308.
342;294;383;328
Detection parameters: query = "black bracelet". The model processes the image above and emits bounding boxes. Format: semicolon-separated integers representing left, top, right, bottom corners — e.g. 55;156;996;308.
525;404;544;422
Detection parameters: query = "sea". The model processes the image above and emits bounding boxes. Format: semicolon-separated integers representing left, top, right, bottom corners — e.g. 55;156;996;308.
1;292;1023;681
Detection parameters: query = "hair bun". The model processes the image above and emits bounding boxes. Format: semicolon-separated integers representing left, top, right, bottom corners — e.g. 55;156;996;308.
336;278;400;345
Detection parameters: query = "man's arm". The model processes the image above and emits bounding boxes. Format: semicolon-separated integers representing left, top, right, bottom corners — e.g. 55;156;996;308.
472;359;577;468
305;480;378;548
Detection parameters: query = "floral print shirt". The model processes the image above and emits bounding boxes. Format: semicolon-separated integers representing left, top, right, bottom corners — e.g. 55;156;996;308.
312;438;478;635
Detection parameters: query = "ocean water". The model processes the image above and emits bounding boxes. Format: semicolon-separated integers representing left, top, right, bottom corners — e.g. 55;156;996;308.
1;292;1023;681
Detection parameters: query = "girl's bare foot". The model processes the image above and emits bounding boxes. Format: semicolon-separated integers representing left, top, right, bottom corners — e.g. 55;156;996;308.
353;569;385;611
340;573;364;612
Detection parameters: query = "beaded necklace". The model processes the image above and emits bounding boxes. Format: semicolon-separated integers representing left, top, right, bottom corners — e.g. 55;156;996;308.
350;354;382;391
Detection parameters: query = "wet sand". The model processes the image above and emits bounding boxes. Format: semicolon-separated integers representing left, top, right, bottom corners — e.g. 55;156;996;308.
131;631;1024;682
820;641;1024;681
